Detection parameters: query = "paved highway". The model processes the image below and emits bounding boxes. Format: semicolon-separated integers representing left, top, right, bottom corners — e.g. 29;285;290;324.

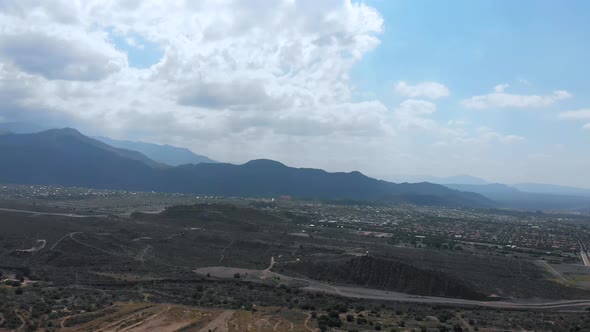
0;207;106;218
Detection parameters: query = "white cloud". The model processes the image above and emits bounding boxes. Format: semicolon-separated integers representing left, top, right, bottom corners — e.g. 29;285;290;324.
125;37;144;50
395;81;450;99
0;0;401;168
397;99;437;116
392;100;523;145
455;127;525;144
493;83;509;93
559;109;590;130
462;85;571;109
447;119;468;126
0;32;125;81
559;109;590;120
0;0;544;184
393;99;438;130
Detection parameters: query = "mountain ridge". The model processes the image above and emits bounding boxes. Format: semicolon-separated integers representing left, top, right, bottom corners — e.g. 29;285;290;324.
0;128;493;208
94;136;217;166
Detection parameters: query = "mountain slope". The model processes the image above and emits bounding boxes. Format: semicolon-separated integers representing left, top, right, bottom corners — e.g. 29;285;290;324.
0;129;158;189
95;136;216;166
6;128;165;168
280;256;487;300
0;129;493;208
390;174;489;185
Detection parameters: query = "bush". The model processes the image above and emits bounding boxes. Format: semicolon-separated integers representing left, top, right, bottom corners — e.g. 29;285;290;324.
5;280;21;287
318;315;342;328
346;314;354;322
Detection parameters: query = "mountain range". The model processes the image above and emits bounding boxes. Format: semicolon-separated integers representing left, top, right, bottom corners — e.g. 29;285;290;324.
0;128;492;208
391;174;590;210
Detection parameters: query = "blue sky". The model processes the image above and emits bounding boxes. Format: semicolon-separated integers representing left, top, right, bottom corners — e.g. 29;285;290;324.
355;0;590;149
0;0;588;186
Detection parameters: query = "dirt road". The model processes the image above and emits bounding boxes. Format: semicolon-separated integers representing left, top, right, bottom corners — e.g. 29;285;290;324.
16;239;46;252
536;260;572;285
195;257;590;311
198;310;234;332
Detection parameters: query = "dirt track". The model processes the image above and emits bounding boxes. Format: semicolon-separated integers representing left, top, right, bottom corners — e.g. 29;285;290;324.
198;310;234;332
16;239;46;252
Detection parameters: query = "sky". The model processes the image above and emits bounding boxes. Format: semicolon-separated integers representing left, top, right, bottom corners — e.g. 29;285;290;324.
0;0;589;187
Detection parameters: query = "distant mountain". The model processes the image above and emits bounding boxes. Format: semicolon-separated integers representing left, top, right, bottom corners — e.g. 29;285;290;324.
445;183;590;211
95;136;216;166
444;183;520;196
0;128;165;169
513;183;590;197
0;128;493;208
391;174;489;185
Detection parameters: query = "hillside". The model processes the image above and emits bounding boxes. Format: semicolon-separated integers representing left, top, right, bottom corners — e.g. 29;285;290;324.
0;128;159;189
0;129;493;207
279;256;487;300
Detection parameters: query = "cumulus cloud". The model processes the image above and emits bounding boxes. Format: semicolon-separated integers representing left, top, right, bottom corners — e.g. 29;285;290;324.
0;32;125;81
178;80;279;110
394;81;450;99
462;85;571;109
391;99;522;145
0;0;395;163
0;0;533;180
393;99;438;130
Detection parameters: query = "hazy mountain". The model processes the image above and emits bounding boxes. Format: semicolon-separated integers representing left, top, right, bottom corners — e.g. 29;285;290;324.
445;183;590;211
0;128;493;208
513;183;590;197
0;128;165;169
95;136;216;166
391;174;489;185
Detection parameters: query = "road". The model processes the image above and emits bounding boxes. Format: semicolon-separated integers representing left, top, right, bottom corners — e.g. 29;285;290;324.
195;257;590;311
51;232;81;250
0;207;106;218
16;239;46;252
536;260;572;286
